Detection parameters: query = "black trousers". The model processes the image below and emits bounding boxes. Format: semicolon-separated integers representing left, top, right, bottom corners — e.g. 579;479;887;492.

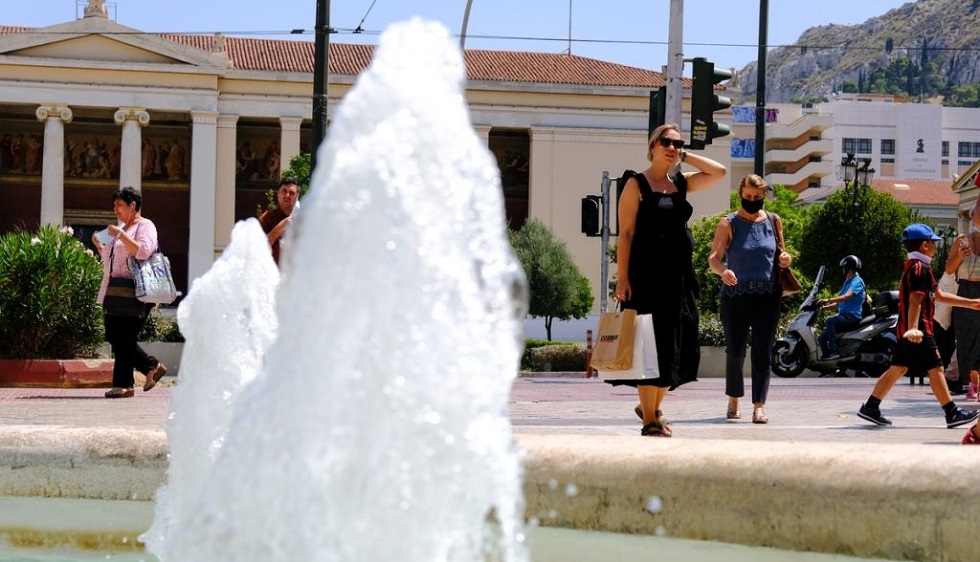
103;310;157;388
721;291;782;404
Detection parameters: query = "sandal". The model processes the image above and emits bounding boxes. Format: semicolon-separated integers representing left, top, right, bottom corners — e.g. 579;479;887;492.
640;421;670;437
753;407;769;424
635;406;672;436
655;409;672;437
726;404;741;421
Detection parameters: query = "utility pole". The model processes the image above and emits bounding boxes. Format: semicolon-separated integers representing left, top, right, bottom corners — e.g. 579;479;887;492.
754;0;768;177
665;0;684;127
311;0;331;172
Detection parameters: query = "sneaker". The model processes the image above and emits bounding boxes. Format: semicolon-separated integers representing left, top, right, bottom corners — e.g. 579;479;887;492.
857;403;892;426
945;407;980;429
968;381;979;401
962;426;980;445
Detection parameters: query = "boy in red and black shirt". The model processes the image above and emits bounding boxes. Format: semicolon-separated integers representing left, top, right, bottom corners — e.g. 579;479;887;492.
858;223;980;428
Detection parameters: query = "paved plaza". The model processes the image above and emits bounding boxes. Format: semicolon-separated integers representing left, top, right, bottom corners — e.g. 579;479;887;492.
0;375;973;447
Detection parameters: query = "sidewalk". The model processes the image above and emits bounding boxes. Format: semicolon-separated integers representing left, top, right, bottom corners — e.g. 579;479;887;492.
0;376;963;444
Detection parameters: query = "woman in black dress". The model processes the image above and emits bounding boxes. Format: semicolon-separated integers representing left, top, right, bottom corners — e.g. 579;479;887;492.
611;123;727;437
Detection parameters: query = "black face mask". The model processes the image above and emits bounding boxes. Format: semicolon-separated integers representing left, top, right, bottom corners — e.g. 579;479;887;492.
741;198;764;214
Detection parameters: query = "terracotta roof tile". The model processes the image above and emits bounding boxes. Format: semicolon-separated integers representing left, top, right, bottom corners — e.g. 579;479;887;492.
798;179;957;207
1;25;666;88
869;178;958;206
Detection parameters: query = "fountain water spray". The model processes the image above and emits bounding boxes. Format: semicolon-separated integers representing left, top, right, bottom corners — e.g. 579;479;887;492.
145;18;528;562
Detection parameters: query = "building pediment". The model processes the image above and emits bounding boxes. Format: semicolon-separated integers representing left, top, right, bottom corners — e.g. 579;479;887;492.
0;16;229;71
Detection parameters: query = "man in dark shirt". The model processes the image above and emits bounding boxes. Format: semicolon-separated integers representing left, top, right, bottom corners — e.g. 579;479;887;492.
259;177;300;267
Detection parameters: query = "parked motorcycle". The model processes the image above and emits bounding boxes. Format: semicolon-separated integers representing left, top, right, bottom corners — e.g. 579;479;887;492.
771;265;898;378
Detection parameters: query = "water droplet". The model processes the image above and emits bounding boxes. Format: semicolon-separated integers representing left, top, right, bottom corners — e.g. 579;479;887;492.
564;484;578;498
645;496;663;514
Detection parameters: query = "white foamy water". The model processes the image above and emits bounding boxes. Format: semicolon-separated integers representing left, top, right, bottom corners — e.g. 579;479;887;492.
146;18;528;562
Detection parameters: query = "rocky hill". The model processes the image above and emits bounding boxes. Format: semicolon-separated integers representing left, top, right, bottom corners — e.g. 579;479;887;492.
736;0;980;104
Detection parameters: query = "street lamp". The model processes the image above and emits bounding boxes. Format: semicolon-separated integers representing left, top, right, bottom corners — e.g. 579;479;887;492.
836;153;876;254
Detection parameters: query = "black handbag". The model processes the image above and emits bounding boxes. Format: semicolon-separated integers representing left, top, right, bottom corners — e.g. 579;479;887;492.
103;277;147;317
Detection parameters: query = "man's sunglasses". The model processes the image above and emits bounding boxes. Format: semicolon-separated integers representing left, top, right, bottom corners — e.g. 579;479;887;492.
657;138;685;150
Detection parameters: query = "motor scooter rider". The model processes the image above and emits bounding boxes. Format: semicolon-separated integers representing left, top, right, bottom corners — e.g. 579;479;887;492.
817;255;867;359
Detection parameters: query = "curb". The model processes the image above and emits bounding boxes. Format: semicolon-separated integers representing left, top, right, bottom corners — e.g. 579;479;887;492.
0;359;114;388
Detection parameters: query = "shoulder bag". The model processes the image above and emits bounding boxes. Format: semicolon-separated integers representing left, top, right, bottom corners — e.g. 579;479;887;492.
768;212;802;296
129;250;179;305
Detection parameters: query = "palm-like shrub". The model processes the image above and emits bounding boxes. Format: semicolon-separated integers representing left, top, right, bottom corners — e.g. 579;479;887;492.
0;226;104;359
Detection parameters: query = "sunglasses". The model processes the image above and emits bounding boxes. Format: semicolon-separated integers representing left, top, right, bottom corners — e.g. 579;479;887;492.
657;137;685;150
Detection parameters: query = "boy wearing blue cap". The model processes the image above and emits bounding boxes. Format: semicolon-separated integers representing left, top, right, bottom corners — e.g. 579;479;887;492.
858;223;980;428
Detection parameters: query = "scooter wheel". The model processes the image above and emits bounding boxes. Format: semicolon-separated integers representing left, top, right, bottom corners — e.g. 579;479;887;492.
771;339;807;378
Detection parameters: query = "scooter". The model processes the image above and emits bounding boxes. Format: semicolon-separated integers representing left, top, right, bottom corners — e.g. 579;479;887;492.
770;265;899;378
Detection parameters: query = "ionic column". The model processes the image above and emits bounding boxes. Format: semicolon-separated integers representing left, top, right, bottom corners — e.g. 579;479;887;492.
35;104;73;226
279;117;303;176
215;114;239;250
188;110;218;285
113;107;150;190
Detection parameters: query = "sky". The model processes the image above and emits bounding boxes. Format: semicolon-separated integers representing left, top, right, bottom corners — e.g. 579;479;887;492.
4;0;912;73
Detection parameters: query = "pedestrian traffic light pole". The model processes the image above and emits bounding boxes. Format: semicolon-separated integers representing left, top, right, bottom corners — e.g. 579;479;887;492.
754;0;768;177
665;0;684;126
580;171;618;313
311;0;331;173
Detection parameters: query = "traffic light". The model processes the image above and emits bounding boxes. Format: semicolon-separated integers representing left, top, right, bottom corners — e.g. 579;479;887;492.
648;88;666;139
690;57;732;150
581;195;601;237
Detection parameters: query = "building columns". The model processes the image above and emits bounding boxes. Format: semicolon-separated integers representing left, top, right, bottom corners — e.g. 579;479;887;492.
188;110;219;285
215;114;239;250
35;104;73;226
279;117;303;176
113;107;150;190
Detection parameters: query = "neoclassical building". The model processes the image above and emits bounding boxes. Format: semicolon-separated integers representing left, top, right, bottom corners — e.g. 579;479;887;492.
0;2;735;305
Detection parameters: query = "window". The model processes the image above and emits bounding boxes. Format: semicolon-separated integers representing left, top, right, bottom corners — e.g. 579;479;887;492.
843;138;871;154
942;141;949;158
881;139;895;155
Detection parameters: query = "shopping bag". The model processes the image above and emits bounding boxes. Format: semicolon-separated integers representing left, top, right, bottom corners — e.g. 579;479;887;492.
935;272;957;330
599;314;660;380
590;309;637;371
129;251;179;305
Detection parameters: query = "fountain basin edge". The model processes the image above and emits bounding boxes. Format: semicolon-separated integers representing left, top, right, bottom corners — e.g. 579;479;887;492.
0;427;975;561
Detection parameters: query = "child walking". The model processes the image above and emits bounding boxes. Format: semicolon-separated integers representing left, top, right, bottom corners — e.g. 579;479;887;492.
858;224;980;429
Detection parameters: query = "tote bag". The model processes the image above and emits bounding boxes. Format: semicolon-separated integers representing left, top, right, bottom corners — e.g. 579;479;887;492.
129;251;179;305
590;309;637;371
598;313;660;381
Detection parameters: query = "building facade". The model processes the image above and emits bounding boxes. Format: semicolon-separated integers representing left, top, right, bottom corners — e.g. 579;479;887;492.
0;5;733;311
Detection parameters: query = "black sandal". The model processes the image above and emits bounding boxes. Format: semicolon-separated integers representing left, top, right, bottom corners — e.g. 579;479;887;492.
641;421;670;437
656;409;672;437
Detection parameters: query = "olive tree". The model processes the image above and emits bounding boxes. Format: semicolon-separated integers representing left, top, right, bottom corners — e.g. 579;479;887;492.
508;218;593;340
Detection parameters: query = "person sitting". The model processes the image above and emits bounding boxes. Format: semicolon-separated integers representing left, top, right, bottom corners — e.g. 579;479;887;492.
818;255;866;359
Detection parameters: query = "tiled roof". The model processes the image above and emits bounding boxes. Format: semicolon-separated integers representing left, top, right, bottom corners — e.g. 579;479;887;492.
870;178;958;206
797;179;958;207
0;24;667;88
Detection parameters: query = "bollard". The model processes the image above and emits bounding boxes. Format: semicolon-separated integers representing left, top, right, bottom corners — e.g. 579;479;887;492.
586;329;594;378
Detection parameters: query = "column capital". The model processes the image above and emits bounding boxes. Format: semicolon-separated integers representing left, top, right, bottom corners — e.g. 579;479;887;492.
114;107;150;126
279;117;304;132
190;110;219;125
36;105;73;124
217;114;239;128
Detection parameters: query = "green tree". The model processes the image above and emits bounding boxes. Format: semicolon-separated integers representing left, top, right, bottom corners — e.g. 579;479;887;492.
508;218;593;340
258;153;313;215
796;187;915;291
